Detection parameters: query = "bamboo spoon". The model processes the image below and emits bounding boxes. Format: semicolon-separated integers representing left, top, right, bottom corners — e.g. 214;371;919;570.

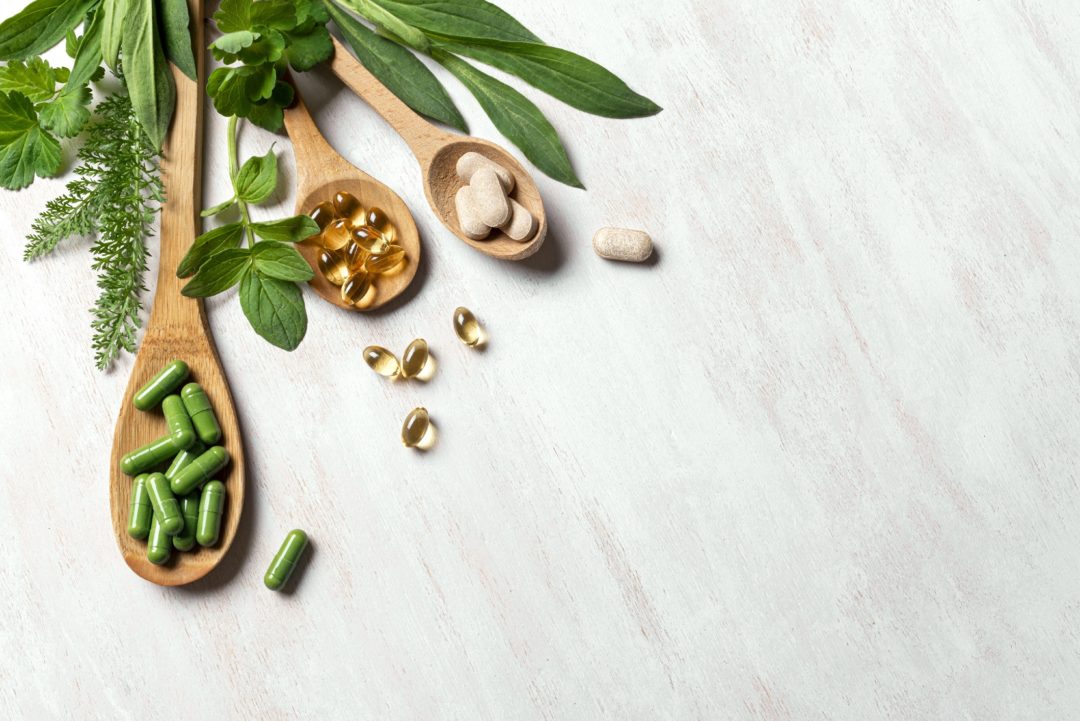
283;83;421;311
109;0;244;586
327;37;547;262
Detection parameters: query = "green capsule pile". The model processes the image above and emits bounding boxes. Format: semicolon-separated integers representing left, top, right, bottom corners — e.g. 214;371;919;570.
121;359;231;566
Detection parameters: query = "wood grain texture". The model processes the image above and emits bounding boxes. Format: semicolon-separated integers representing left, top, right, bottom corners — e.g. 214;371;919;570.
2;0;1080;717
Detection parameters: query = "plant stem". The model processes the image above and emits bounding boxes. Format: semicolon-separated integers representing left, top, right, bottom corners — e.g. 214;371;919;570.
227;115;254;245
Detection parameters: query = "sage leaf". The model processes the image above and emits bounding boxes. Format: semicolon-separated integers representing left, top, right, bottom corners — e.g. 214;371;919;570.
159;0;198;80
234;147;277;203
201;197;236;217
339;0;428;51
0;0;98;61
251;241;314;281
371;0;539;43
177;222;245;277
181;247;251;296
123;0;176;149
250;214;320;242
239;271;307;350
101;0;129;71
64;6;103;88
327;0;466;131
433;39;661;119
433;50;582;188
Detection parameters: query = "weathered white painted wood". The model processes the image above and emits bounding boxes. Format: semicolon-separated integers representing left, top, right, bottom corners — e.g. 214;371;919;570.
1;0;1079;717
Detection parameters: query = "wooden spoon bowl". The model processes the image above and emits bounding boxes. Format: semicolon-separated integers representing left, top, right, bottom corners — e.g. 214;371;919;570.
285;86;420;312
109;0;244;586
328;38;547;262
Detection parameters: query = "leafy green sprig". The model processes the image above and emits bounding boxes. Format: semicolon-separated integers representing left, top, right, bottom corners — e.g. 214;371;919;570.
178;116;319;351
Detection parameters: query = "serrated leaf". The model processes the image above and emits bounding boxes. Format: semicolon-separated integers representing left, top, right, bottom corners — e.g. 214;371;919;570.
328;0;465;131
101;0;129;71
234;147;277;203
123;0;176;149
214;0;252;33
0;90;61;189
251;241;314;281
250;214;320;242
433;51;582;188
201;197;236;217
159;0;198;80
284;23;333;71
177;222;245;277
38;84;91;137
433;39;661;119
0;58;60;103
0;0;99;61
250;1;298;29
371;0;539;43
212;30;258;57
207;66;254;116
239;271;307;350
181;247;251;296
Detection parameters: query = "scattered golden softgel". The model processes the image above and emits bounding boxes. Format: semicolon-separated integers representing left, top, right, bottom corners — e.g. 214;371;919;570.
453;306;484;347
307;191;408;307
401;338;429;379
363;345;400;378
401;407;435;449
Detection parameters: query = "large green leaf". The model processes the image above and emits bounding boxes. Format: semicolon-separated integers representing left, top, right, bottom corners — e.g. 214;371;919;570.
433;39;661;119
0;0;99;61
239;271;307;350
371;0;538;43
123;0;176;148
251;241;314;281
433;50;581;188
181;248;251;296
327;0;465;131
177;222;245;277
249;214;320;242
158;0;198;80
100;0;129;71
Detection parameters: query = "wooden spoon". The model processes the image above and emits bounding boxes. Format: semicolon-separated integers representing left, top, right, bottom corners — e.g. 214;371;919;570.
283;83;421;311
109;0;244;586
327;37;547;262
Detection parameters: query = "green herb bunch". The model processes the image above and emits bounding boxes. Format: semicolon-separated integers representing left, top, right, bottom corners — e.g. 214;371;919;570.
178;116;319;351
0;0;196;368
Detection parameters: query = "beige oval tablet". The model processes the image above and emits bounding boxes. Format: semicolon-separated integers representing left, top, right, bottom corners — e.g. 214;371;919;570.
456;151;515;192
466;167;512;227
592;227;653;262
499;198;537;242
454;187;491;240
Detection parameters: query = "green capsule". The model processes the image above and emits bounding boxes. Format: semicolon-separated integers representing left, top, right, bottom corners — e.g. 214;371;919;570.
147;513;171;566
126;474;153;539
161;394;196;450
180;383;222;445
196;480;226;547
172;494;200;551
145;472;183;535
264;529;309;590
170;445;230;496
164;440;205;482
133;360;190;411
120;434;186;476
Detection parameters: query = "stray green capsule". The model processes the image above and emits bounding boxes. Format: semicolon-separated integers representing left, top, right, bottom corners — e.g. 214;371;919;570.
173;494;200;551
145;472;183;535
264;529;309;591
127;474;153;539
165;441;205;482
196;480;226;547
170;445;230;496
120;434;186;476
147;513;171;566
181;382;222;445
162;394;196;450
133;360;190;411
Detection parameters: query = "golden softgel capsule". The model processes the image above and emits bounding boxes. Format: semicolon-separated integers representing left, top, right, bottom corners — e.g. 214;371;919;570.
363;346;400;377
401;338;429;379
333;191;365;229
401;407;433;448
341;271;375;307
321;219;352;250
318;248;349;286
453;306;483;347
365;245;406;275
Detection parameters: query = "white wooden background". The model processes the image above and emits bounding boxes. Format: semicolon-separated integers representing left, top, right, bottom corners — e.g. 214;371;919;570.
1;0;1078;718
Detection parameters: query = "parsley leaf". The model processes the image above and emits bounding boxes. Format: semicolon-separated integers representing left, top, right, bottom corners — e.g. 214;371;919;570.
0;90;61;189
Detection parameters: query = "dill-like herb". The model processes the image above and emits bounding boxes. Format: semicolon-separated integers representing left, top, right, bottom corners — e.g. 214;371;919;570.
24;91;162;370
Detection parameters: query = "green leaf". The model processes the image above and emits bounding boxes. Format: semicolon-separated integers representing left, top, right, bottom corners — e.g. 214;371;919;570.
101;0;129;70
249;214;320;242
123;0;176;149
244;97;285;131
339;0;428;51
65;29;79;58
283;23;333;71
214;0;252;33
177;222;246;277
433;51;582;188
38;84;91;137
433;39;661;119
250;1;299;30
234;147;277;203
251;241;314;281
65;6;104;88
327;0;465;131
207;67;249;116
211;30;258;57
0;0;99;61
370;0;539;43
0;58;60;103
201;197;236;217
239;271;307;350
181;247;251;296
159;0;198;80
0;91;62;188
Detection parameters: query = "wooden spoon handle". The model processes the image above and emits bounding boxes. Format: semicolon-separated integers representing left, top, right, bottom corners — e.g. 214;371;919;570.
149;0;205;334
328;36;449;165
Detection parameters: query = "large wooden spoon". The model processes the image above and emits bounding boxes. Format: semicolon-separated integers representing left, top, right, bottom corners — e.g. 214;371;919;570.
109;0;244;586
284;83;421;311
327;37;547;262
